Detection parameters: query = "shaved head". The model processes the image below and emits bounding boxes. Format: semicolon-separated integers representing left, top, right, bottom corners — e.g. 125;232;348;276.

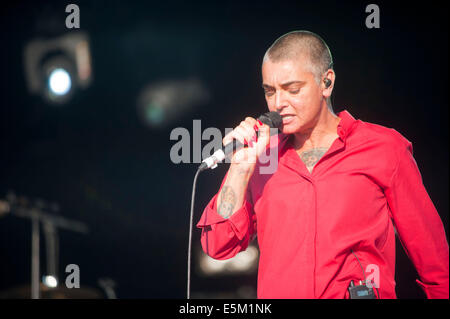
263;30;333;84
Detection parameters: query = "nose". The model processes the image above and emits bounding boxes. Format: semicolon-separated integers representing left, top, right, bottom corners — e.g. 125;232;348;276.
274;91;287;112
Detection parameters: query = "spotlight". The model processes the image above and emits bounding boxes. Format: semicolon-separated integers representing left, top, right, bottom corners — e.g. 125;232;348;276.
42;275;58;288
198;245;259;276
48;68;72;96
137;78;210;128
24;32;92;104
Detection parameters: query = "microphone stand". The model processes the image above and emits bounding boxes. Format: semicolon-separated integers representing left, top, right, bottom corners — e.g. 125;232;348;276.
42;220;59;288
31;213;40;299
3;193;88;299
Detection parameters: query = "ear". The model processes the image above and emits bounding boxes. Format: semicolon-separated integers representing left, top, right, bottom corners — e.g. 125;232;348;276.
322;69;335;99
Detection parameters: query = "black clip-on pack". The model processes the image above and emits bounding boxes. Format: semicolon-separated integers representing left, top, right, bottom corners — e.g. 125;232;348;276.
348;280;377;299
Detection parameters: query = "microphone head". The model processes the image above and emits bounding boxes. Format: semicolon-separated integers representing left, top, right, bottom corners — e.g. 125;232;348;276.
258;111;282;129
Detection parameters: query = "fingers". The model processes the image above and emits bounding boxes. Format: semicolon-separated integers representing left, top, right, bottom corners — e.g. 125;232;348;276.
256;119;270;139
240;118;259;146
223;117;258;146
254;119;270;153
221;115;274;166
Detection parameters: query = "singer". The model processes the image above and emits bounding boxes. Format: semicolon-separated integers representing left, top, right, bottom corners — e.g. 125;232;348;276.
196;31;449;298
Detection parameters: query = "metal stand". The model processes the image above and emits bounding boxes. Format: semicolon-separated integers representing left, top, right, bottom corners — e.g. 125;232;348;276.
43;221;59;287
1;192;88;299
31;215;40;299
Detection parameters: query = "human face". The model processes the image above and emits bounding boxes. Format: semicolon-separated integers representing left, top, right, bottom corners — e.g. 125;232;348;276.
262;58;325;135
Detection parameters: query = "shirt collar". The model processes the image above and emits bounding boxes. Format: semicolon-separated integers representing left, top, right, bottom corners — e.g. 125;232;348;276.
336;109;357;141
276;109;358;158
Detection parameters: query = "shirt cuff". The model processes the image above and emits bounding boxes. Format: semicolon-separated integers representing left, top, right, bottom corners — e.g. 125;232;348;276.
416;279;449;299
196;195;253;241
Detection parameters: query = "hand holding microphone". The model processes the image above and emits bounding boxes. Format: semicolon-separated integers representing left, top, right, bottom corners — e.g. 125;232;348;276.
223;117;270;171
199;111;282;172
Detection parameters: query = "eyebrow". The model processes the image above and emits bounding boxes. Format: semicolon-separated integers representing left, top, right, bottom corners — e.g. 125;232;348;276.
262;81;306;90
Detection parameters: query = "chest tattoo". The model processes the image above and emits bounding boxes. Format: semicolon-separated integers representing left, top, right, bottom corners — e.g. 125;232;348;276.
298;147;329;173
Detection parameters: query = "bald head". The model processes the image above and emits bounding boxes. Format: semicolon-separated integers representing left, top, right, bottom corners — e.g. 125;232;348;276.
263;30;333;84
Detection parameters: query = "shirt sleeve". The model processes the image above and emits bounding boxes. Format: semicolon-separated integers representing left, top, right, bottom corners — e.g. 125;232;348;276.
196;173;256;260
384;142;449;299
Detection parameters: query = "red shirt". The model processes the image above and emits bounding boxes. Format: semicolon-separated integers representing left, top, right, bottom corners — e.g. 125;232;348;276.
197;110;449;299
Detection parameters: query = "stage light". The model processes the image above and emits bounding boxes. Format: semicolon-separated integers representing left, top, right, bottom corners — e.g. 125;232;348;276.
137;78;210;128
48;68;72;96
42;275;58;288
143;101;165;126
197;245;259;276
24;32;92;104
199;256;227;274
228;245;258;272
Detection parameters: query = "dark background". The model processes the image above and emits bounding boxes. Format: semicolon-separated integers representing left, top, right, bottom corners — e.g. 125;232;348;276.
0;0;448;298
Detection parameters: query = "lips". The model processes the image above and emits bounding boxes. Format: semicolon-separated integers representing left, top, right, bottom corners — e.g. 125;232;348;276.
281;114;295;124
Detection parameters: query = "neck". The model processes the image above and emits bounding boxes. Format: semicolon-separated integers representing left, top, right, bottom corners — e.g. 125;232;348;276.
292;105;341;150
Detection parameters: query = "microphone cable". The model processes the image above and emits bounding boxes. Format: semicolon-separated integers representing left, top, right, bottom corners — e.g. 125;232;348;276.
187;165;206;299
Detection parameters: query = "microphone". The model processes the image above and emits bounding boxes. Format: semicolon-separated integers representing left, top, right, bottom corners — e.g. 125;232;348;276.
198;111;282;171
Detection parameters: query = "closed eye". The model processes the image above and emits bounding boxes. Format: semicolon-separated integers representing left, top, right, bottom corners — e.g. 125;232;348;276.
263;85;301;97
